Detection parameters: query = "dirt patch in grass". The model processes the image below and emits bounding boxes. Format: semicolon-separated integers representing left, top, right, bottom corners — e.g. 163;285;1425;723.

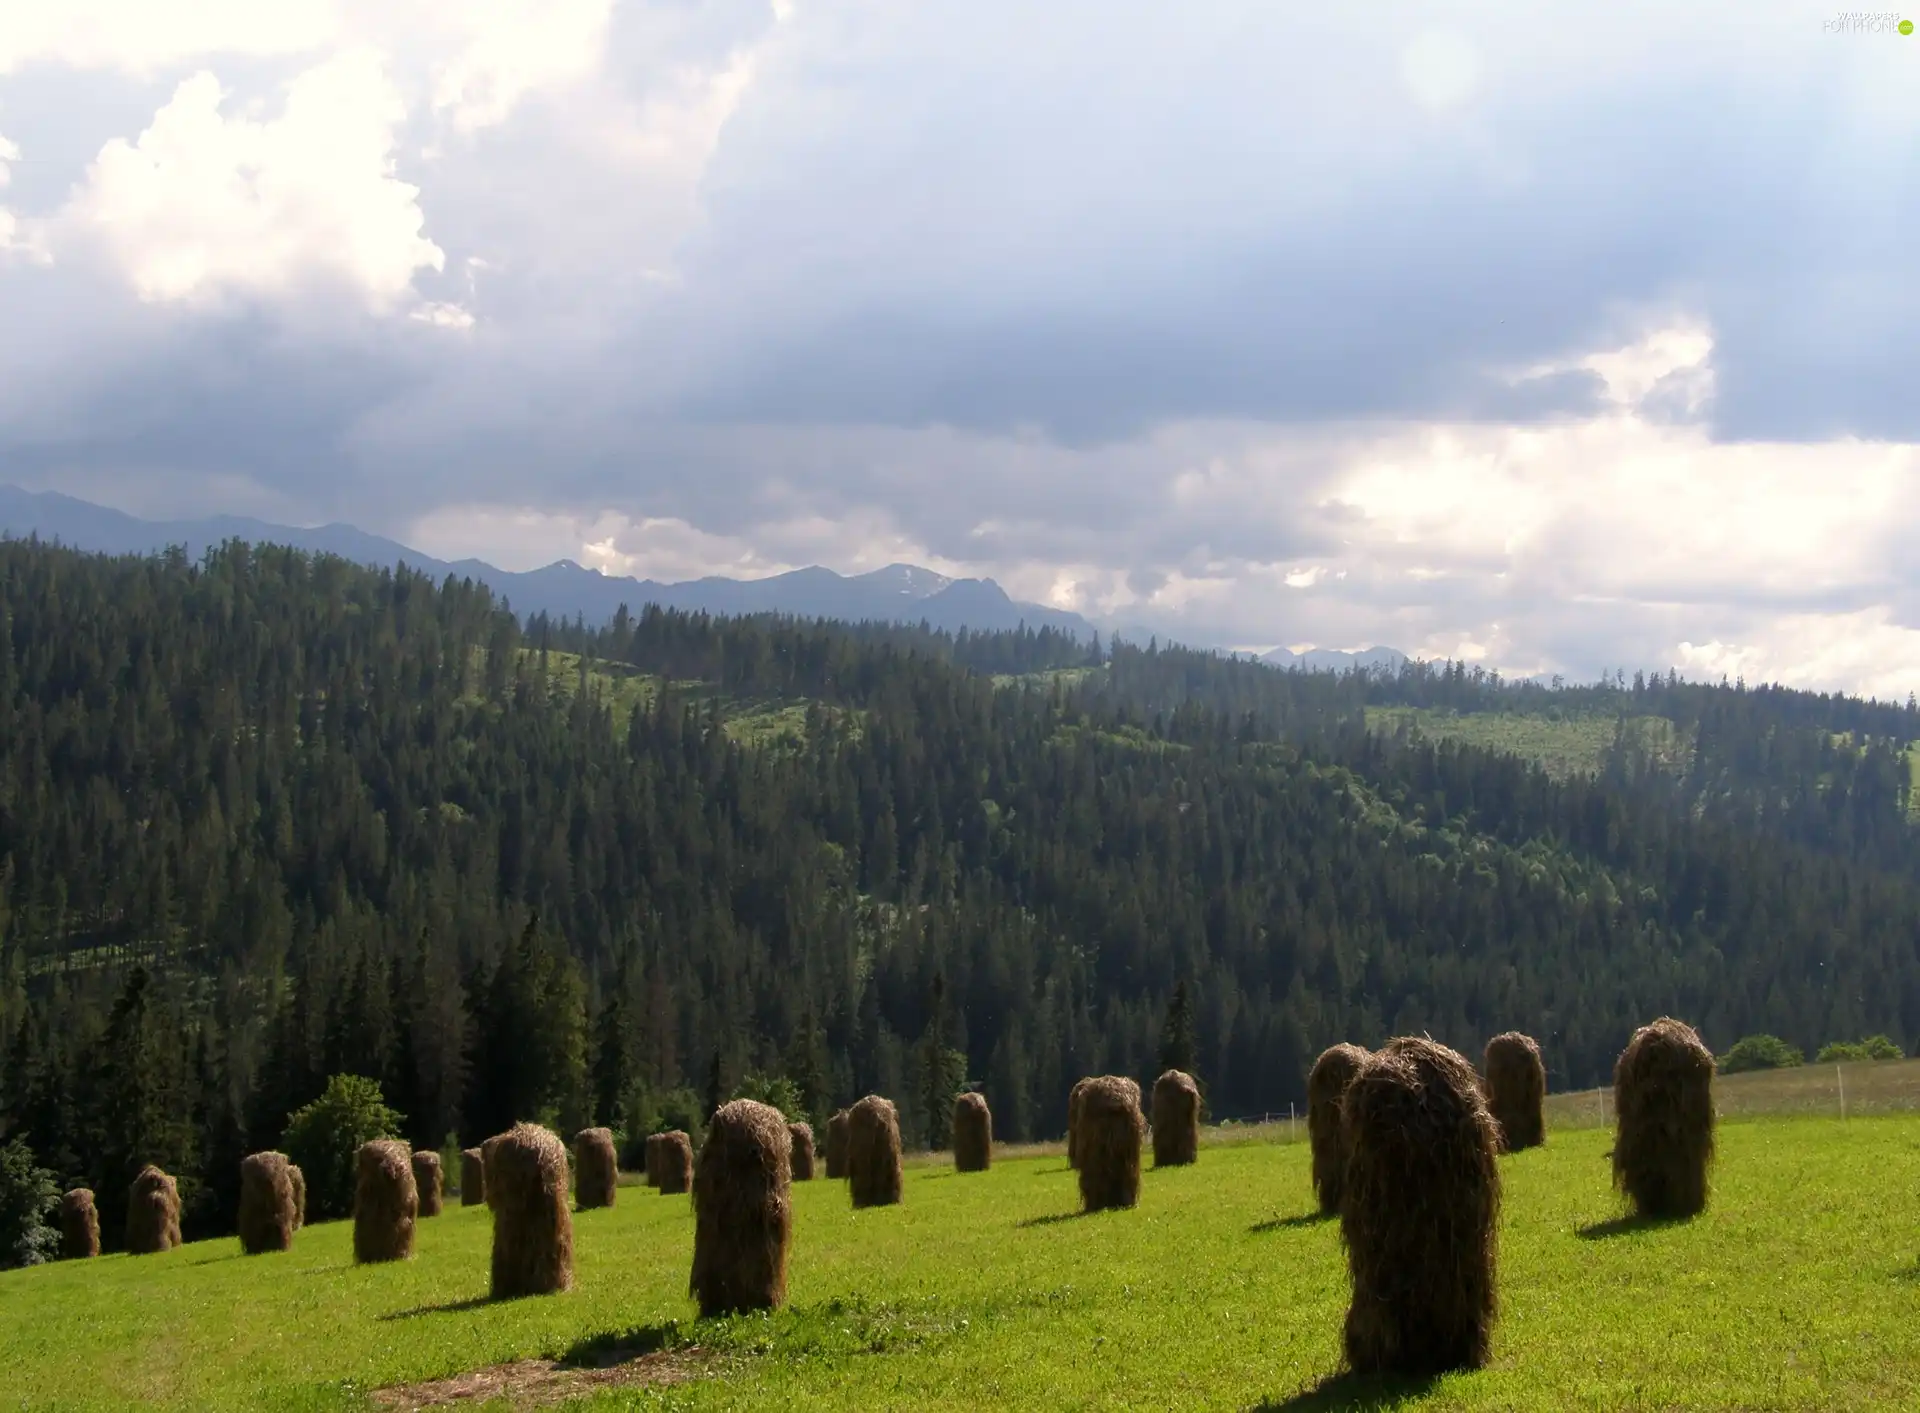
370;1344;717;1409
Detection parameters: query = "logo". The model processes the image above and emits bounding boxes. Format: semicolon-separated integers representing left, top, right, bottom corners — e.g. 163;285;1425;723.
1821;11;1912;31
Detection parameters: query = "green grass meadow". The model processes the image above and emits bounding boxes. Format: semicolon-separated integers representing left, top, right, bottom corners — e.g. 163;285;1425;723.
6;1117;1920;1411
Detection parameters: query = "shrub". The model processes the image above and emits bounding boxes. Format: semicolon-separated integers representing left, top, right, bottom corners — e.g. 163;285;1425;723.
281;1075;404;1222
1720;1035;1805;1073
0;1137;59;1269
1816;1036;1903;1063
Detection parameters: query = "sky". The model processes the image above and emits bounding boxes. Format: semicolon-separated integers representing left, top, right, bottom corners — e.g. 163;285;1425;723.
1;2;1918;694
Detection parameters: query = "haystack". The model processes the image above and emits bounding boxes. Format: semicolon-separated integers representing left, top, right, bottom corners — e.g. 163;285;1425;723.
59;1189;99;1259
1077;1076;1146;1212
953;1091;992;1172
482;1133;509;1210
1483;1032;1547;1152
689;1099;793;1316
1308;1043;1370;1214
489;1122;575;1298
125;1165;182;1254
846;1095;903;1208
824;1110;851;1179
1340;1036;1501;1375
788;1122;816;1180
1066;1077;1093;1169
574;1128;619;1209
353;1139;418;1264
237;1150;297;1254
656;1131;693;1194
1151;1069;1201;1167
413;1150;445;1217
1612;1016;1716;1219
288;1164;306;1230
461;1148;486;1207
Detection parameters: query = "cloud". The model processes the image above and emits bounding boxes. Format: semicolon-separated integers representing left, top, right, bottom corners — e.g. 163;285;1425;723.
58;54;444;311
3;1;1920;697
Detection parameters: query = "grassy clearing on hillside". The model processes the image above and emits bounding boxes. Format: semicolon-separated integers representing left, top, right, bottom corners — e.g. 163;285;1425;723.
7;1117;1920;1411
507;651;831;750
1364;706;1686;780
1545;1055;1920;1130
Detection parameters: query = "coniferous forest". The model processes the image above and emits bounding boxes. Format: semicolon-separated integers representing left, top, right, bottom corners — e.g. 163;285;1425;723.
4;536;1920;1246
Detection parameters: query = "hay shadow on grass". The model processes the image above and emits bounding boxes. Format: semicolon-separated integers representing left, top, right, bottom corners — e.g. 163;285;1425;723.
1250;1370;1441;1411
1574;1213;1689;1241
558;1322;685;1368
377;1295;493;1320
1015;1211;1087;1229
1249;1212;1333;1234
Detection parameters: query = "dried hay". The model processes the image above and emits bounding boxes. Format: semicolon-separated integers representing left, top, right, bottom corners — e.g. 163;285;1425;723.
824;1110;850;1180
1151;1069;1201;1167
656;1132;693;1195
1308;1043;1371;1215
952;1092;993;1172
238;1150;297;1254
353;1139;418;1264
1340;1036;1501;1375
1483;1032;1547;1152
1066;1077;1094;1169
489;1123;575;1299
461;1149;486;1207
59;1189;99;1260
1612;1016;1716;1219
574;1128;619;1210
845;1095;903;1208
125;1165;182;1254
689;1099;793;1316
788;1122;816;1181
482;1133;509;1211
643;1133;662;1187
288;1164;306;1230
1076;1076;1145;1212
413;1150;445;1217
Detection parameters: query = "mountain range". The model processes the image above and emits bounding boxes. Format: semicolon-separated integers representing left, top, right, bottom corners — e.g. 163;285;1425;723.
0;484;1408;671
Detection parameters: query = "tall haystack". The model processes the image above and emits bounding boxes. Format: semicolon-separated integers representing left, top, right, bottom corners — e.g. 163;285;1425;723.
1612;1016;1716;1219
238;1151;298;1254
1483;1032;1547;1152
644;1133;667;1187
461;1149;486;1207
788;1122;816;1180
482;1133;509;1210
288;1164;306;1230
59;1189;99;1259
1077;1076;1146;1213
1340;1036;1501;1376
689;1099;793;1317
353;1139;418;1264
574;1128;619;1209
413;1150;445;1217
1066;1077;1094;1169
953;1091;993;1172
1308;1043;1371;1214
125;1165;182;1254
846;1095;903;1208
1151;1069;1201;1167
657;1131;694;1195
489;1122;575;1299
824;1110;851;1179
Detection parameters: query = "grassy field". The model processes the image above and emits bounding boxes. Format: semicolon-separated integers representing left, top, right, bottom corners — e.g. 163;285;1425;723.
1362;706;1686;780
7;1114;1920;1411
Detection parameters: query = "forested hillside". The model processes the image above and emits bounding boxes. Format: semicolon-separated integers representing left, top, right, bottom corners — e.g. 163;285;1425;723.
4;538;1919;1245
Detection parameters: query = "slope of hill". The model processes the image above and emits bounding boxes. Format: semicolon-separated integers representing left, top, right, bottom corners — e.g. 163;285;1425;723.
4;537;1920;1250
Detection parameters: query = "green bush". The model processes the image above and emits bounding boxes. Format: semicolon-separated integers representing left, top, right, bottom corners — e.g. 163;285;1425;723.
1816;1036;1904;1064
281;1075;404;1222
1719;1034;1804;1073
0;1137;59;1269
